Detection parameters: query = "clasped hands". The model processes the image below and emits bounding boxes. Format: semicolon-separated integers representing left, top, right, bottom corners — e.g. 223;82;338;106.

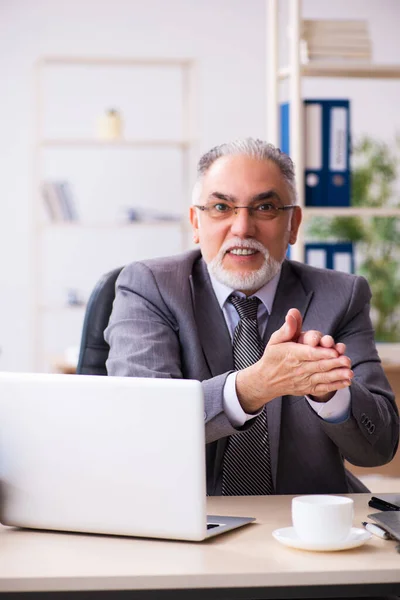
236;308;353;414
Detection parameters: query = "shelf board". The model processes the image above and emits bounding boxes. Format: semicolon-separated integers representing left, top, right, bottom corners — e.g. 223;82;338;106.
39;304;87;312
279;63;400;80
303;207;400;217
38;221;183;230
39;56;193;67
39;139;192;148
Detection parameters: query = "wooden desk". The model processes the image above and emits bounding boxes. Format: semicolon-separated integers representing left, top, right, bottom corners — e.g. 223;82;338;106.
1;494;400;599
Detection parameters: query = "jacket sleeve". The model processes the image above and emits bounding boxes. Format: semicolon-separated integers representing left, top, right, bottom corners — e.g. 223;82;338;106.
105;262;243;443
317;276;399;467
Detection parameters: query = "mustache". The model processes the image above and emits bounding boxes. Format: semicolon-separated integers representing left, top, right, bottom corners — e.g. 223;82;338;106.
219;237;269;256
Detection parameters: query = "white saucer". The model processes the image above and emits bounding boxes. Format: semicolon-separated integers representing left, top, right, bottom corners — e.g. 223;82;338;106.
272;527;372;552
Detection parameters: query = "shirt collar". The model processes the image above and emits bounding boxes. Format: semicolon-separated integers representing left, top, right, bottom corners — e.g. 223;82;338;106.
208;267;282;315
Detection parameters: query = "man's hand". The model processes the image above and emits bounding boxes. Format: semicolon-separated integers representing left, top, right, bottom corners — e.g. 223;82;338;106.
297;326;349;403
236;308;353;414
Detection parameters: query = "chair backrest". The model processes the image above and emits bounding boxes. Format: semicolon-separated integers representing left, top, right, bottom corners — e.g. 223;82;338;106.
76;267;123;375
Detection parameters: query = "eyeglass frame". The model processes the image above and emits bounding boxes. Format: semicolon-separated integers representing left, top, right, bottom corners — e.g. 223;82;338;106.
194;201;297;220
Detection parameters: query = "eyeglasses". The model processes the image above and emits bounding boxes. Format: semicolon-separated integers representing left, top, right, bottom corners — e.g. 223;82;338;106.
194;201;297;221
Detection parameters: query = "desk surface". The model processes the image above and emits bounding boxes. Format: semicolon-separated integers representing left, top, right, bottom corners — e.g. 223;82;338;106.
1;494;400;598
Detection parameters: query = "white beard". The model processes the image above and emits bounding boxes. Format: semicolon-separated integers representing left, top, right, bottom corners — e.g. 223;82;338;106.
207;237;284;291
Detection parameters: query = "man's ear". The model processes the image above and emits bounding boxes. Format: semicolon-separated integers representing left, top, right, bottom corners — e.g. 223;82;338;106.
189;206;200;244
288;206;302;245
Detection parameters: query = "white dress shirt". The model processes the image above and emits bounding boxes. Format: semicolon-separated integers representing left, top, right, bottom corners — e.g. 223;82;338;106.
208;270;351;427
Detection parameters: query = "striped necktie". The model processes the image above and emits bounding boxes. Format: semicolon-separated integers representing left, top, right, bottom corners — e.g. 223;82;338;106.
221;295;273;496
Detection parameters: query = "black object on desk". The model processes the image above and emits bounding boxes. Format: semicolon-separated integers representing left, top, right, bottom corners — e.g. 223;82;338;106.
368;496;400;512
368;511;400;543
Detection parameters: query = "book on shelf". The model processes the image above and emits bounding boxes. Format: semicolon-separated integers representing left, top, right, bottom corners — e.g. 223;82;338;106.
280;99;351;207
58;181;78;221
286;243;354;273
301;19;372;63
124;207;181;223
66;289;85;307
41;181;78;222
305;242;354;274
41;182;64;222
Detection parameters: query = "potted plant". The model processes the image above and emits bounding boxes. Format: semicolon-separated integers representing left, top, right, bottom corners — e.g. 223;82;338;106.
306;136;400;342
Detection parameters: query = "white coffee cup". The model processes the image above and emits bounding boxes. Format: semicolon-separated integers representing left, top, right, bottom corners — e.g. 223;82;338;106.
292;495;354;544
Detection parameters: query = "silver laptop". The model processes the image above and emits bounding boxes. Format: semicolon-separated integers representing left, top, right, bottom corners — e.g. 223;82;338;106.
0;372;254;541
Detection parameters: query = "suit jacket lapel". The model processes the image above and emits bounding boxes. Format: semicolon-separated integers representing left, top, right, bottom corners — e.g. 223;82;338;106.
190;258;234;377
264;260;314;490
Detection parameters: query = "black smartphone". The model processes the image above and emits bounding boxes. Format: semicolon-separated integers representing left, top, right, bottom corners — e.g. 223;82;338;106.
368;496;400;512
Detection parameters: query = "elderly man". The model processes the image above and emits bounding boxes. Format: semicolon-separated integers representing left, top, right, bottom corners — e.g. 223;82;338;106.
105;138;398;496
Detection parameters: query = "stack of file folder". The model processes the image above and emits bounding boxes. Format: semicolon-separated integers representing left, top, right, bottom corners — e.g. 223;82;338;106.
280;99;351;207
301;20;372;63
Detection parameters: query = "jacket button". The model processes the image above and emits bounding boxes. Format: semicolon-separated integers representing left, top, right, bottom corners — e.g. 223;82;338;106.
369;424;375;434
361;413;367;424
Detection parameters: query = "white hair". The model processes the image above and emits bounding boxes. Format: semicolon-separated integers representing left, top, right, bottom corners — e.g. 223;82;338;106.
191;137;297;205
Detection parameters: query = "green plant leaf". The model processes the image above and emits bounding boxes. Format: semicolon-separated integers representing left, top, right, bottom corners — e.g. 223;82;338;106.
305;134;400;341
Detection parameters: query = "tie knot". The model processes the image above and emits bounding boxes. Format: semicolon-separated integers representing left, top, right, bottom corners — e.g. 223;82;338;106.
229;295;260;320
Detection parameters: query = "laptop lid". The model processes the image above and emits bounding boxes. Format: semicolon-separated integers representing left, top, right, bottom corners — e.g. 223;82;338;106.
0;372;211;541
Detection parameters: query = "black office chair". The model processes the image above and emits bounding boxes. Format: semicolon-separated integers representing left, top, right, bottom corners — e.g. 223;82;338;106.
76;267;123;375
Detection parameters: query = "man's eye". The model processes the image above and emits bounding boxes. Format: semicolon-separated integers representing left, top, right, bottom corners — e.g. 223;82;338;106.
256;203;275;212
213;203;231;212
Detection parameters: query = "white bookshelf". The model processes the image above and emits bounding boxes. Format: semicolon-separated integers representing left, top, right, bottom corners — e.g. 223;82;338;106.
33;56;197;371
40;56;193;67
39;305;87;312
266;0;400;261
304;207;400;218
38;222;184;230
40;139;192;148
279;63;400;80
266;0;400;356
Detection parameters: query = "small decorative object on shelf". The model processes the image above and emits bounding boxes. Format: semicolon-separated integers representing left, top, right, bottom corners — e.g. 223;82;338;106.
52;346;79;374
301;19;372;63
124;206;181;223
97;108;123;140
66;289;85;307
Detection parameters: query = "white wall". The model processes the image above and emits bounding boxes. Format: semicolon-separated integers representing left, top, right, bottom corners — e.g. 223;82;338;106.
0;0;399;371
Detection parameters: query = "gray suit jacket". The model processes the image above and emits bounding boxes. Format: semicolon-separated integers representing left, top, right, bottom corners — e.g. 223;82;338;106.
105;250;399;495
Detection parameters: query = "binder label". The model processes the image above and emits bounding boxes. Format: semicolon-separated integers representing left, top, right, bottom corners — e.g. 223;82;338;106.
307;249;327;269
333;252;352;273
305;103;322;169
330;107;347;171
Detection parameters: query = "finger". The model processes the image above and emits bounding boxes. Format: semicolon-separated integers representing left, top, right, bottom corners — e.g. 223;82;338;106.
319;335;335;348
297;331;306;344
310;366;353;384
310;356;352;372
299;330;323;347
287;308;302;341
268;310;302;345
297;344;339;360
309;379;352;396
335;342;346;355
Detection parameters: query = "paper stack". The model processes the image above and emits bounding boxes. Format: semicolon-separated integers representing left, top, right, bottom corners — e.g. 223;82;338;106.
301;20;372;63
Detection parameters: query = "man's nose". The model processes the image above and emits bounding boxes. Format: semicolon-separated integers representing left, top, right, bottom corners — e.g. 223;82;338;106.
229;207;256;237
